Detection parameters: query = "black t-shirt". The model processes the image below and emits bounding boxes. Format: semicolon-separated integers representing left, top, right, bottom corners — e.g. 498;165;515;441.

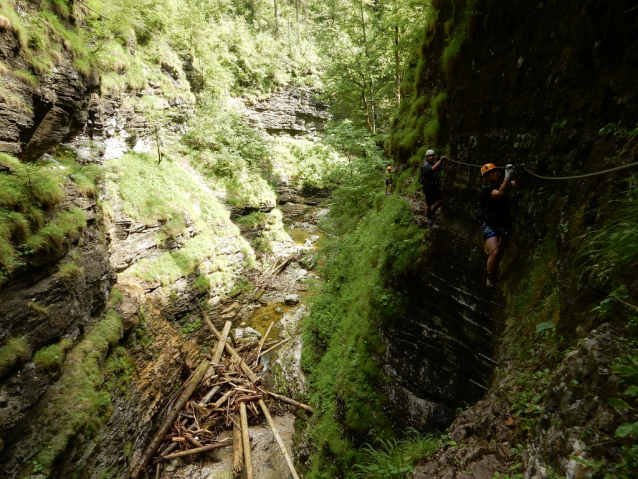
481;186;510;227
421;161;440;187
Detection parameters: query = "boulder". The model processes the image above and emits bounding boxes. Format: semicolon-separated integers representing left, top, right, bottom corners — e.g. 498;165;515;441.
233;327;261;348
284;294;300;305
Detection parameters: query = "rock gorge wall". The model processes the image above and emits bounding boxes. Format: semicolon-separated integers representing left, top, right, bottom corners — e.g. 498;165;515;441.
0;23;328;474
242;88;329;136
384;0;638;476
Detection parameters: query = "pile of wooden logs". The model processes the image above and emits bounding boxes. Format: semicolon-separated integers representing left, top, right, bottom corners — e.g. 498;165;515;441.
129;312;312;479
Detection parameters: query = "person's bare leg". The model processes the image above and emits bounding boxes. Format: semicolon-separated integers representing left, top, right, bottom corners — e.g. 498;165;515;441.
486;236;508;274
425;205;432;218
431;199;443;214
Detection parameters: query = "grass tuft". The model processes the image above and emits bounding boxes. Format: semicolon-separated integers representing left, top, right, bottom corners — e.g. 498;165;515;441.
57;261;81;286
28;301;49;317
33;338;73;372
192;274;211;294
0;337;30;379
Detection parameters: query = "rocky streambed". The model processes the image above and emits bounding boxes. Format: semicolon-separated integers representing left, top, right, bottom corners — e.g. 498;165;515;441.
154;198;325;479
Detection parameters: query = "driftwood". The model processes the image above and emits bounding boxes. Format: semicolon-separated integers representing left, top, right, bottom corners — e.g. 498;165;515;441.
236;394;263;403
212;389;234;409
258;338;290;358
232;415;243;478
255;321;274;360
162;440;232;460
129;359;210;479
136;308;312;474
239;402;253;479
272;252;296;275
212;321;232;364
202;312;260;384
258;387;313;413
159;442;179;457
259;399;300;479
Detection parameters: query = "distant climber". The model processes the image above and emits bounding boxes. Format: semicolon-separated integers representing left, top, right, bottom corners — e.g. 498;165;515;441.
385;165;394;195
477;163;518;288
419;149;446;220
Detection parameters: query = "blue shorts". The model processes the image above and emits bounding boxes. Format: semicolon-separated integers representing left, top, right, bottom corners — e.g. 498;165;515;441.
482;224;512;240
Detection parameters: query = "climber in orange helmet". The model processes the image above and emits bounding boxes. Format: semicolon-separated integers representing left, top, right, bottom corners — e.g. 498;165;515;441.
477;163;519;288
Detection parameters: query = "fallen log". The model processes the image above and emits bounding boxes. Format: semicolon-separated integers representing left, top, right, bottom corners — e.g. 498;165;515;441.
201;385;222;405
239;402;253;479
212;321;232;364
258;338;290;358
185;434;220;461
202;312;260;384
258;387;313;413
259;399;300;479
236;394;263;403
130;359;211;479
162;440;232;460
159;442;179;458
232;415;243;478
255;321;274;361
212;389;234;410
185;434;204;448
233;386;257;394
272;252;296;275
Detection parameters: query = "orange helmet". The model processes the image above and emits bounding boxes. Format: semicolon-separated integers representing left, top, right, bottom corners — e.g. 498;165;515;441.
387;166;392;170
481;163;497;177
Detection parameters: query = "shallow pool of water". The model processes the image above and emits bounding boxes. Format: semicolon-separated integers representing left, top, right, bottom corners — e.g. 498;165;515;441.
286;226;324;246
245;302;294;340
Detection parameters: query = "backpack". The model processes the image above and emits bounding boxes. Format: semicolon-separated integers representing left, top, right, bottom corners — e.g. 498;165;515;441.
475;186;492;222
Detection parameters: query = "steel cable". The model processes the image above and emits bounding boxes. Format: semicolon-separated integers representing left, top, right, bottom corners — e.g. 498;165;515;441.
445;157;638;180
521;162;638;180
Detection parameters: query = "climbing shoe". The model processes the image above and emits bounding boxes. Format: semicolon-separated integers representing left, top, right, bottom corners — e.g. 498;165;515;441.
486;273;498;288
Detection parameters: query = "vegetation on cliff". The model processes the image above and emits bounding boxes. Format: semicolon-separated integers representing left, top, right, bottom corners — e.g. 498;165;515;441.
300;124;430;476
0;152;99;286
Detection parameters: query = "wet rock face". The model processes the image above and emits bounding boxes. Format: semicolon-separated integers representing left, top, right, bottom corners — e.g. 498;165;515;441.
242;87;329;136
381;228;498;431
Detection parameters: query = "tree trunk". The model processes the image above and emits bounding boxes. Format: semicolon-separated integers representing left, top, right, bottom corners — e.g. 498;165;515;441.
359;0;375;134
274;0;279;35
395;24;401;106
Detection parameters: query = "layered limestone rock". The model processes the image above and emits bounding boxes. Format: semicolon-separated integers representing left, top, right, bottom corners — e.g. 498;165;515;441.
0;28;99;160
242;87;328;136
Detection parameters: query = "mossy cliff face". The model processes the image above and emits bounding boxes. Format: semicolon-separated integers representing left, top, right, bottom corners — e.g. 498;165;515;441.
386;0;638;477
399;0;638;337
